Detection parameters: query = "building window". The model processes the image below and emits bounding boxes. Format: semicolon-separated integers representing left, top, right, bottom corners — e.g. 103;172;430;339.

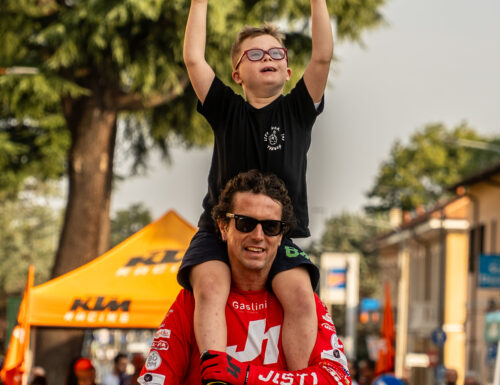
491;218;497;253
468;225;485;272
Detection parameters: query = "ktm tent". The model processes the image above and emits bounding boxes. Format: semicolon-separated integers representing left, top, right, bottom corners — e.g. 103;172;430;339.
27;209;196;329
2;210;196;384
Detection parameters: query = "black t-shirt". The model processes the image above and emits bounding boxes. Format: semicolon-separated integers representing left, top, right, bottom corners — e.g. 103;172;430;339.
197;76;324;238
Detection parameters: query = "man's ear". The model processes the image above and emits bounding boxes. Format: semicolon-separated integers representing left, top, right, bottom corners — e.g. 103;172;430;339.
217;219;228;241
232;70;243;85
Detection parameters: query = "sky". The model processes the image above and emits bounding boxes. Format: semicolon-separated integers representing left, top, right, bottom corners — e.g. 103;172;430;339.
111;0;500;246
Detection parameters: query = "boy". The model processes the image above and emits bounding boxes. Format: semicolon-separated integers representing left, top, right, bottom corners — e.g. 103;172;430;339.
180;0;333;371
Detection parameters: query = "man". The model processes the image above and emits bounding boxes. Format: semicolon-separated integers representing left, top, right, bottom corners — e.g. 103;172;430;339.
444;368;458;385
139;170;351;385
73;358;97;385
102;353;130;385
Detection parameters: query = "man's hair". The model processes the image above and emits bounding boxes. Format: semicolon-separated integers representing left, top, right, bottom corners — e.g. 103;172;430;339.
231;24;286;69
212;169;296;235
114;352;127;365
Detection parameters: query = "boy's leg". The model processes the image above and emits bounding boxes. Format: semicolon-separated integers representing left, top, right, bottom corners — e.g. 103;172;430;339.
272;266;317;370
177;230;231;353
190;260;231;352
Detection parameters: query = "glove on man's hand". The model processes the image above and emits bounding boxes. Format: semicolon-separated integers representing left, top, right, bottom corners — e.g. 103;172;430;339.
200;350;249;385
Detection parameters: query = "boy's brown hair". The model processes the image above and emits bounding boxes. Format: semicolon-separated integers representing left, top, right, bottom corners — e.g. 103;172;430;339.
231;24;286;69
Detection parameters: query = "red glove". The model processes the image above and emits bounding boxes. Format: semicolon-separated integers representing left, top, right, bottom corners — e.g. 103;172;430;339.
201;350;249;385
201;350;351;385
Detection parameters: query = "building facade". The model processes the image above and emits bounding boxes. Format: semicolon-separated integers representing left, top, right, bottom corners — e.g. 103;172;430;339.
372;161;500;385
451;162;500;383
373;197;469;384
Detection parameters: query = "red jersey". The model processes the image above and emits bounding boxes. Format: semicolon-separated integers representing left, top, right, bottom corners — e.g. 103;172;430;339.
138;287;350;385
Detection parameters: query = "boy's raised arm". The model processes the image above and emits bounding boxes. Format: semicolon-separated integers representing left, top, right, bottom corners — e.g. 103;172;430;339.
303;0;334;104
183;0;215;104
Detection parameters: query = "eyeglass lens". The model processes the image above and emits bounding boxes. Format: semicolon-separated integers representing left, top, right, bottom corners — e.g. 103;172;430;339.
247;48;286;61
230;214;283;236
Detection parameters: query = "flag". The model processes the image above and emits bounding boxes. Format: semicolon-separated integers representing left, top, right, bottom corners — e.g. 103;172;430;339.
375;282;395;375
1;265;34;385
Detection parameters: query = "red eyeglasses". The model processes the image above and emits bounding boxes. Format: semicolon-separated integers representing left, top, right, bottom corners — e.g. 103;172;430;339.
234;47;288;69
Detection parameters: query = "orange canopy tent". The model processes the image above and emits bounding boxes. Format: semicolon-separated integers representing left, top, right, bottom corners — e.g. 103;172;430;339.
28;209;196;329
2;210;196;384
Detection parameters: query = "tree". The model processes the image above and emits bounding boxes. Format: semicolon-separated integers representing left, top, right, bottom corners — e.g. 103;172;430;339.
0;181;62;350
366;122;500;212
110;203;152;247
308;211;387;359
314;211;386;298
0;123;69;199
0;0;388;381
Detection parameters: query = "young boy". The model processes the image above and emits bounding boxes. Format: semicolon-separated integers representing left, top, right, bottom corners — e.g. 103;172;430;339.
179;0;333;371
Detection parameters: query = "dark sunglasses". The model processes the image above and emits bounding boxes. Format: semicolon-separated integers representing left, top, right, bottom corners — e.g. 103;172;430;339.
226;213;284;236
235;47;288;69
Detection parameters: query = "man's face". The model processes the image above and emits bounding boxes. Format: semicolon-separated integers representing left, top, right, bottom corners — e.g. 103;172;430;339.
232;34;291;94
76;369;95;385
116;357;128;374
219;191;283;274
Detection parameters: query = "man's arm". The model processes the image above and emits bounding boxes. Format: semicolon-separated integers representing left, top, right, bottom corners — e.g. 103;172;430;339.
183;0;215;104
138;291;194;384
201;351;350;385
200;295;351;385
302;0;333;104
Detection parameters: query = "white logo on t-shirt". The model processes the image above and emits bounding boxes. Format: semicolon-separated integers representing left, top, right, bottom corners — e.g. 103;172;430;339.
264;126;285;151
226;319;281;364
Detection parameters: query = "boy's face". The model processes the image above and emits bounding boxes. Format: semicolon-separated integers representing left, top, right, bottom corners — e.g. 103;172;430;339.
232;34;291;95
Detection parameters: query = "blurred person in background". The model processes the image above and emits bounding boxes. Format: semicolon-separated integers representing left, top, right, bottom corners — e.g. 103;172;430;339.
445;368;458;385
101;353;130;385
73;358;97;385
463;371;480;385
348;358;359;385
29;366;47;385
130;354;145;385
358;359;376;385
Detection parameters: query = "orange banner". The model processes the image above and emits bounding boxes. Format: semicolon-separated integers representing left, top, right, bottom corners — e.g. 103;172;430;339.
375;282;395;375
1;265;34;385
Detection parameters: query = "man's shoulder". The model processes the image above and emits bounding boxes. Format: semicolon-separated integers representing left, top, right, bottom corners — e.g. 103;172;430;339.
158;289;195;325
175;288;195;308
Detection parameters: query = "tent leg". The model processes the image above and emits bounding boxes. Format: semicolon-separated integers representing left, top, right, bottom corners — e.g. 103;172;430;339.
24;327;36;385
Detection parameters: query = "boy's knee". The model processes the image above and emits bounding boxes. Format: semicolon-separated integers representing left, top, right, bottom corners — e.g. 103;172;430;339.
279;285;315;316
192;269;230;304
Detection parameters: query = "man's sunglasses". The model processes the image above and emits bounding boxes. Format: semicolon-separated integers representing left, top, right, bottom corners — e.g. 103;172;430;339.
226;213;285;236
234;47;288;69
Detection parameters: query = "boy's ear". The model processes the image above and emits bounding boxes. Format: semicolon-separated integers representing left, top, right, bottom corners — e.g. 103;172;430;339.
232;70;243;85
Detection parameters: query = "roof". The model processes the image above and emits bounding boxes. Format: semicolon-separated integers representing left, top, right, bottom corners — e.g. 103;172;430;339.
369;195;469;248
448;160;500;190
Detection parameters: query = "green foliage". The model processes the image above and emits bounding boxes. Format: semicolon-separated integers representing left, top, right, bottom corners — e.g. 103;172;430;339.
0;0;388;179
110;203;153;247
316;211;387;297
366;122;500;212
0;181;62;297
0;124;69;197
309;211;387;357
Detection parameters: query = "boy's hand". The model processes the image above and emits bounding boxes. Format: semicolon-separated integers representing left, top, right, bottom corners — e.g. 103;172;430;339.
200;350;249;385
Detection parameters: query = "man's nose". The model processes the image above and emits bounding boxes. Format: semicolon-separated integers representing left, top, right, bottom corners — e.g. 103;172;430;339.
250;223;265;238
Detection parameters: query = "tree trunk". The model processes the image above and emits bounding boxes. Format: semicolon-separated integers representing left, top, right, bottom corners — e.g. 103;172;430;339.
35;91;117;385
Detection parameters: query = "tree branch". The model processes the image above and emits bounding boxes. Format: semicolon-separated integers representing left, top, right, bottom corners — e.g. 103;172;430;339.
115;74;189;111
